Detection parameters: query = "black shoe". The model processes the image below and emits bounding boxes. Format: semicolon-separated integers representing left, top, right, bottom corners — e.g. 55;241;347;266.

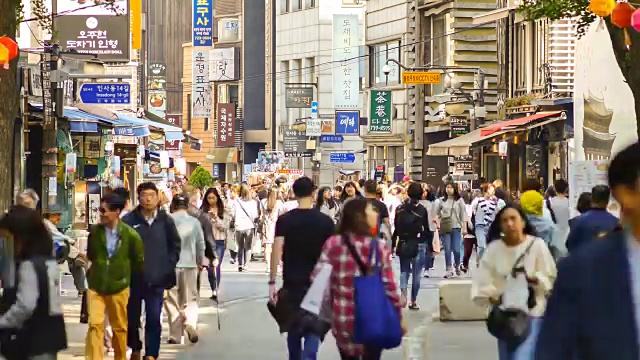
210;290;218;301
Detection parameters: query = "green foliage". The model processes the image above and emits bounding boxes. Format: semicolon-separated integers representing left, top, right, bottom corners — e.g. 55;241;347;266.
188;166;214;190
504;93;542;107
518;0;596;37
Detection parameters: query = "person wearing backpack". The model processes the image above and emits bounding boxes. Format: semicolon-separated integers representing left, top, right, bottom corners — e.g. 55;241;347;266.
436;183;467;278
392;182;431;310
310;198;403;359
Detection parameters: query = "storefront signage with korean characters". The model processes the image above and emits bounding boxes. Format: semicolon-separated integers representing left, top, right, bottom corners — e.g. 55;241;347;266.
53;0;130;62
217;103;236;147
192;49;212;118
209;48;240;81
454;155;473;172
369;90;391;132
450;116;470;137
335;110;360;136
332;14;360;109
193;0;213;47
285;87;313;108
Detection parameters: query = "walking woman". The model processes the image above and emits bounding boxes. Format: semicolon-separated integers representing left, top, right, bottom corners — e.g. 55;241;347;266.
419;184;438;277
0;205;67;360
311;198;403;359
340;182;361;204
260;189;284;273
316;186;339;223
472;204;556;360
436;183;467;278
232;184;259;272
201;187;230;299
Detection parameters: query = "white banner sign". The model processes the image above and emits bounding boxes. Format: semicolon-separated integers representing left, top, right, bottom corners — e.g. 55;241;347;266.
306;119;322;136
192;49;212;118
332;14;360;110
209;48;238;81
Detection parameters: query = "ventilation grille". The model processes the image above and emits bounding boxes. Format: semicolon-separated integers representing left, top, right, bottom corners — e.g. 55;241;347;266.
234;107;243;149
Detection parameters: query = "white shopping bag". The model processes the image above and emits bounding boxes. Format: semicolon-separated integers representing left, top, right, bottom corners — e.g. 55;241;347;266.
300;263;333;315
501;272;530;312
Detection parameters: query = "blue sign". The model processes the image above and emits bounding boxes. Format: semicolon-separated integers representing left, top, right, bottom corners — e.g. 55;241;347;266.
320;135;344;143
330;153;356;163
79;83;130;104
335;111;360;135
193;0;213;46
212;164;220;177
311;101;318;114
113;126;134;136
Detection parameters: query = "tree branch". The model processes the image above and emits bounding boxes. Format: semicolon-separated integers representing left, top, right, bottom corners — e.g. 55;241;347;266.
605;19;631;80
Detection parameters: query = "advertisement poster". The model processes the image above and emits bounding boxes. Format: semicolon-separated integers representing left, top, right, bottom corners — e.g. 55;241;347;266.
192;0;213;46
568;160;619;218
54;0;130;61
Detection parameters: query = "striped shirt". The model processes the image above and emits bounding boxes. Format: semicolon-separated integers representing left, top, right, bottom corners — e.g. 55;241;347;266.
476;197;501;227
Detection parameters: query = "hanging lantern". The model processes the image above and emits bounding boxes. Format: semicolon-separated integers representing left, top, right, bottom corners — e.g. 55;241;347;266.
589;0;616;17
0;44;9;70
612;2;636;27
0;37;18;70
632;8;640;31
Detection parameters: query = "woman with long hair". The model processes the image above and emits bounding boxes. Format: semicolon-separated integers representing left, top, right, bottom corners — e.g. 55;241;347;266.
316;187;339;223
340;182;361;203
0;205;67;360
201;187;230;299
311;198;403;359
418;184;438;277
472;204;556;360
231;184;260;272
261;189;284;272
436;182;467;278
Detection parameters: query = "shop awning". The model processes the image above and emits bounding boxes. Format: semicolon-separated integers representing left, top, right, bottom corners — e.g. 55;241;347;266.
63;109;99;133
426;128;509;156
480;112;561;136
205;147;238;163
116;113;184;140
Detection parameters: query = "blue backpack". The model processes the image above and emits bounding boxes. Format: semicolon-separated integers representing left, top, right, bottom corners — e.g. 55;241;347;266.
343;235;403;349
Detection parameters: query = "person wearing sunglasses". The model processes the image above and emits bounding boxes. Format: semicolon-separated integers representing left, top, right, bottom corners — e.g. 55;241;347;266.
85;192;144;360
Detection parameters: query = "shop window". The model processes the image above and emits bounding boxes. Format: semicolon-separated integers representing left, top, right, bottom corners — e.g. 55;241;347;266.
369;41;401;87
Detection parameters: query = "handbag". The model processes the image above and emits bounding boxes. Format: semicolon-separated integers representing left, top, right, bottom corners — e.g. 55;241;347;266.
485;239;536;347
395;239;419;258
439;202;455;233
343;235;403;350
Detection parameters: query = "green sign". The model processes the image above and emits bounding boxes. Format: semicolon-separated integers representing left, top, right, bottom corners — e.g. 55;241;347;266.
369;90;392;132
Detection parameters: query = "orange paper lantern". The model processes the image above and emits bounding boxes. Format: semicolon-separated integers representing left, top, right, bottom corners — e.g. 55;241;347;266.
0;44;8;64
589;0;616;17
612;2;636;27
0;36;18;61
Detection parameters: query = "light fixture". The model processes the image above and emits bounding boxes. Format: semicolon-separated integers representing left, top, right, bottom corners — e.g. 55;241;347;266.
83;57;105;76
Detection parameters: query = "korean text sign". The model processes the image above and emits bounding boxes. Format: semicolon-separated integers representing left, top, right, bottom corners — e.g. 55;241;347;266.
332;14;360;110
192;50;212;118
369;90;391;132
335;111;360;135
217;103;236;147
193;0;213;47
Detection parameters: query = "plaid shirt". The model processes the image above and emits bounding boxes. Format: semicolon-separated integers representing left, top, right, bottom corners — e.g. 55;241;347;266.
311;234;401;356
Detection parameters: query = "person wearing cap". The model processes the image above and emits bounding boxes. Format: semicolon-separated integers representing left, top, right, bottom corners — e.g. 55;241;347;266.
166;194;205;344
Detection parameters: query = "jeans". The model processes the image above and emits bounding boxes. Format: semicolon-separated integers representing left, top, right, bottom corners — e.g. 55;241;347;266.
236;229;254;266
441;228;462;269
498;317;542;360
206;240;227;291
475;225;489;262
127;275;165;357
399;242;426;302
287;330;321;360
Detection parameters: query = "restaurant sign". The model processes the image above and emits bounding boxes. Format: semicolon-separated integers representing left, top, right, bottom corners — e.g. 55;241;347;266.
285;87;313;108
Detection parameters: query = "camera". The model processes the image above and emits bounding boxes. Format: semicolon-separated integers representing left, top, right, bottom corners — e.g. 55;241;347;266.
382;64;391;76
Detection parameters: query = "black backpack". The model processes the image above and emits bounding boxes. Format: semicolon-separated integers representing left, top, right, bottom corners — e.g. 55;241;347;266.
394;203;424;239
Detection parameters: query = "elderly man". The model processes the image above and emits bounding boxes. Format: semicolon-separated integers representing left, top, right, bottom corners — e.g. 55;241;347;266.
16;189;39;209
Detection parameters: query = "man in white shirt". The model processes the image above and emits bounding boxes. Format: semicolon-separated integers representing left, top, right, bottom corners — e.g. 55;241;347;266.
547;179;571;258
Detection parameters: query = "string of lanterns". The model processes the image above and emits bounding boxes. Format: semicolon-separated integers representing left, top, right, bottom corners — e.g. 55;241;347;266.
590;0;640;45
0;36;18;70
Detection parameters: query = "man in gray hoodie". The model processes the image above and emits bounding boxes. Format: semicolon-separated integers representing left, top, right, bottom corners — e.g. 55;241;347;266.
166;194;205;344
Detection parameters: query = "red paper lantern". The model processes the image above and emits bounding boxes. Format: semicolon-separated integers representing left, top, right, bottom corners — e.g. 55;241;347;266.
612;2;636;28
0;36;18;61
632;8;640;31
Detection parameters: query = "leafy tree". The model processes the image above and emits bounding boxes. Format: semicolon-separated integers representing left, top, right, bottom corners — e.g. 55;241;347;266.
518;0;640;139
188;166;214;190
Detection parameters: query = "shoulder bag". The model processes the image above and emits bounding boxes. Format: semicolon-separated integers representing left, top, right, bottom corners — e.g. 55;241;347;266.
486;239;536;347
439;201;455;233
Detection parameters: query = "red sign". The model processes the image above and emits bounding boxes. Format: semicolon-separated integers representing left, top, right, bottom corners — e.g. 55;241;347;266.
217;103;235;147
166;114;181;127
165;139;180;150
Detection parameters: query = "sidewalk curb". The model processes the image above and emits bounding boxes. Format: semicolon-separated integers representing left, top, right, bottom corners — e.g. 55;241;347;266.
402;313;433;360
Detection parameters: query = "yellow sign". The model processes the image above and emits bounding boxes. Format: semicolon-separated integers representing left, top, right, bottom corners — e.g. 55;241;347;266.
402;71;442;85
131;0;142;50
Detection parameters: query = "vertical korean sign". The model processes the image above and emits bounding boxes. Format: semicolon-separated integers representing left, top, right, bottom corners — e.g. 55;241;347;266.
193;0;213;46
192;50;212;118
369;90;391;132
217;103;236;147
332;15;360;110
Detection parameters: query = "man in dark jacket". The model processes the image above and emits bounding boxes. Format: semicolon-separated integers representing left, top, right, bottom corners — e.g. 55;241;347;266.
122;182;181;360
566;184;619;253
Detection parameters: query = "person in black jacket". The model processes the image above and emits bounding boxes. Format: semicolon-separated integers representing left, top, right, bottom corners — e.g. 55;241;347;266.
0;205;67;360
392;182;431;310
122;182;181;360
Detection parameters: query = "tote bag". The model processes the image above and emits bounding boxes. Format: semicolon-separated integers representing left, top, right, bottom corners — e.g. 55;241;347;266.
343;235;403;349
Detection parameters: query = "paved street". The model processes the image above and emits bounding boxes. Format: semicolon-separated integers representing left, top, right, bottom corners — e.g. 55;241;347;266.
58;254;497;359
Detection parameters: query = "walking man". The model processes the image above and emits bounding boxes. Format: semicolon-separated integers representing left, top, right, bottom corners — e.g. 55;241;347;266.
268;177;335;359
123;183;181;360
85;192;144;360
166;194;205;344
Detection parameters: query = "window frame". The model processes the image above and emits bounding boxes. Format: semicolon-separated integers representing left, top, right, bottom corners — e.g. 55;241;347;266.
369;40;402;87
304;0;316;8
429;13;447;95
292;0;302;11
280;0;290;14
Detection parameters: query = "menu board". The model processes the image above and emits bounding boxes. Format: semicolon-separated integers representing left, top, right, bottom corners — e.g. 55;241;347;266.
568;160;619;218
